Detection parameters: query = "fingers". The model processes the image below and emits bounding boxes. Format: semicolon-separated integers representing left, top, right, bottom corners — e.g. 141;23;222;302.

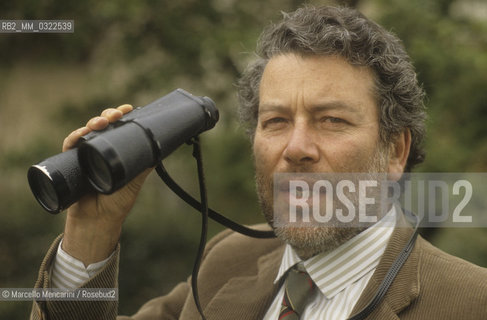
63;126;90;151
116;104;133;114
96;104;133;124
62;104;134;152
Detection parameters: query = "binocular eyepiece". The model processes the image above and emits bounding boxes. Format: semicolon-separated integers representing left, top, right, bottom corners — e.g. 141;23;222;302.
28;89;219;214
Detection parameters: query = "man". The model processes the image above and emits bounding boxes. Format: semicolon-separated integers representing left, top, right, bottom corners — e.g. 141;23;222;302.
31;5;487;320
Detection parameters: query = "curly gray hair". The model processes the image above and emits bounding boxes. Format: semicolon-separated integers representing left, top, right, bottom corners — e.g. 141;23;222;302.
237;5;426;171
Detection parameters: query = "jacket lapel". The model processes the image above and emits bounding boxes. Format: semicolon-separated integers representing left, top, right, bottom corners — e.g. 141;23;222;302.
204;244;285;320
349;214;421;319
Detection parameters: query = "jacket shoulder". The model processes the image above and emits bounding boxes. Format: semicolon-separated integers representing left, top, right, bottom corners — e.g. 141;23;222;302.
407;237;487;318
419;237;487;281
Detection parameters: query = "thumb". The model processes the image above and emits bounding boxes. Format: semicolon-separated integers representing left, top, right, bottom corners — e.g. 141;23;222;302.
125;167;154;195
113;167;154;215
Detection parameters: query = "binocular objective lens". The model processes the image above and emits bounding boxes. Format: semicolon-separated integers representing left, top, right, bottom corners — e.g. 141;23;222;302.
30;170;59;212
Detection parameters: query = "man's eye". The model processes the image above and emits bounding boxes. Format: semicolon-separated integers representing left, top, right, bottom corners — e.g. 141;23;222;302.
268;118;286;124
321;117;346;124
263;117;287;128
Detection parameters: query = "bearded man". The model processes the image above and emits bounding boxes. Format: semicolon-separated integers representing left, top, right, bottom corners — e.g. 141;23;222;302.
31;6;487;320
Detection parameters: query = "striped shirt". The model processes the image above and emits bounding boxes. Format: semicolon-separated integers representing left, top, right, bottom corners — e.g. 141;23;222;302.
51;240;113;289
263;207;396;320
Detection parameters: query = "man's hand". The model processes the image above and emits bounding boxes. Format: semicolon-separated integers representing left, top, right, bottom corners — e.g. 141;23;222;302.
61;104;152;266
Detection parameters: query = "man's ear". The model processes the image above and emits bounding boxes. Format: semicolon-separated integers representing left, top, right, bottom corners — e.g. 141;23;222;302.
388;129;411;178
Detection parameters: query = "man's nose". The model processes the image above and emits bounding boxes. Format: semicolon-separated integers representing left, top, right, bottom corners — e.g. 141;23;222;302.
283;124;320;165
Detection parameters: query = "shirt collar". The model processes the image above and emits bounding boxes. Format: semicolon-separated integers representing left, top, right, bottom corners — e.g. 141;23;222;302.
274;206;397;299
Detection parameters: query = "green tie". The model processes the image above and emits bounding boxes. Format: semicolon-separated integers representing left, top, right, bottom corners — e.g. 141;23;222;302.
279;267;316;320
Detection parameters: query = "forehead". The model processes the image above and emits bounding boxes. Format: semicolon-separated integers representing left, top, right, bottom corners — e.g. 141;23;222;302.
259;54;377;113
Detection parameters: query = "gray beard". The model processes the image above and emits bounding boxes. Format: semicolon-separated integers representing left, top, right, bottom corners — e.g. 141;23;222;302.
255;144;389;260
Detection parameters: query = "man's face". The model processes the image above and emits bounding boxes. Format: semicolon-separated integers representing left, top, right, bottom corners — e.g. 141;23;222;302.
253;53;389;258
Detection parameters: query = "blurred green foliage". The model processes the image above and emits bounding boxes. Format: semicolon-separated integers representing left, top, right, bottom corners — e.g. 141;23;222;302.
0;0;486;318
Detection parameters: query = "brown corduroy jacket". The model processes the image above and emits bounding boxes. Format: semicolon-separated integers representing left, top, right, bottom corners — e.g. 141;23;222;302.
31;223;487;320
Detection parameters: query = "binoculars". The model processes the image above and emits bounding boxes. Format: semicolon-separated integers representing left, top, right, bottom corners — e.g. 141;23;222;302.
28;89;219;214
